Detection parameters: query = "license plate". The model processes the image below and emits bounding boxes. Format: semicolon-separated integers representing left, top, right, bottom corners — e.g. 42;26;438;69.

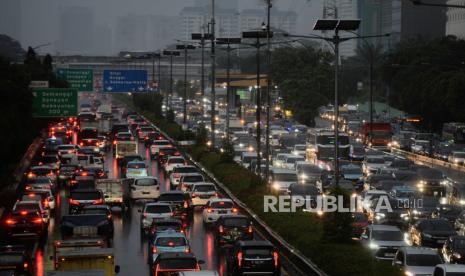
385;253;395;257
218;210;227;214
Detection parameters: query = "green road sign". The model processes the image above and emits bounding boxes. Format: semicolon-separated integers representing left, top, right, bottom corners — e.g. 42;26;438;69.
32;88;78;117
56;68;93;92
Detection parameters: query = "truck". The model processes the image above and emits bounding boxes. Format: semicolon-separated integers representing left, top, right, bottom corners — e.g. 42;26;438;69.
98;117;112;135
95;179;130;210
60;214;114;246
53;247;119;276
361;122;392;150
115;140;138;160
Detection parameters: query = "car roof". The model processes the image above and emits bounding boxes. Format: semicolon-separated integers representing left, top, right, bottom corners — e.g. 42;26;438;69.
145;202;171;207
155;231;187;239
402;247;440;255
209;198;233;203
156;252;196;260
237;240;274;247
369;225;401;232
271;168;296;174
219;214;248;220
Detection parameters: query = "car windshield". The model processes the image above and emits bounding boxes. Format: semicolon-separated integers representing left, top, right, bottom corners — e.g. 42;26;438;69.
145;205;171;213
14;203;39;211
70;191;101;200
274;173;298;182
168;158;185;164
155;237;186;246
134;178;157;186
58;145;75;150
343;168;362;174
371;230;403;241
406;254;442;266
81;209;107;215
183;175;203;182
127;162;146;169
158;258;197;270
210;201;233;209
352;147;365;154
367;158;385;164
31;168;52;175
424;220;454;231
194;185;215;192
244;247;273;258
223;218;249;228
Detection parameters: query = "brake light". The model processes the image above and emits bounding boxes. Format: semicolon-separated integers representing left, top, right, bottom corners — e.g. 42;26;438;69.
20;211;28;216
33;218;43;224
80;142;84;146
207;208;213;213
107;214;112;219
237;251;243;267
232;208;238;213
44;199;49;208
273;251;279;267
69;199;80;205
143;212;147;218
248;226;253;233
93;198;103;205
185;247;190;253
174;173;180;178
113;140;117;145
5;219;16;225
27;173;36;178
152;246;157;253
218;225;224;234
192;193;197;198
23;262;29;269
183;201;188;208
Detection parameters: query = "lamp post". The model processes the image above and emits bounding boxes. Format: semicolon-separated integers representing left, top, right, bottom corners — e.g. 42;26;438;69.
192;33;213;112
216;37;242;142
162;50;181;112
265;0;272;181
210;0;217;147
176;44;196;129
242;30;273;175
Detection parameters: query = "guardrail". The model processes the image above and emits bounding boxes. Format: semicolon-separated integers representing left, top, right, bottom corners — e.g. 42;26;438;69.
140;114;326;276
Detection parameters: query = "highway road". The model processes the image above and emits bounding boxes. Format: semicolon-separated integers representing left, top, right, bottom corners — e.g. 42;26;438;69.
38;131;224;275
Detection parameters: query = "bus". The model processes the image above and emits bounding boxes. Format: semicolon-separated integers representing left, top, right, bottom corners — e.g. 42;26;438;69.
442;122;465;144
313;131;350;170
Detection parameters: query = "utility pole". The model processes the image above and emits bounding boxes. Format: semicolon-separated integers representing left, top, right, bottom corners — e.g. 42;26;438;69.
176;44;196;129
217;38;242;142
192;32;212;115
265;0;272;181
210;0;216;147
162;50;180;112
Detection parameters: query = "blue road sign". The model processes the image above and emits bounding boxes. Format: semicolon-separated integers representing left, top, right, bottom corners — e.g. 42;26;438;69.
103;70;148;93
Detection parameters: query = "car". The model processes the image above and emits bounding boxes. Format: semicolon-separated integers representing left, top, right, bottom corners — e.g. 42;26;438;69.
57;144;79;156
157;147;182;165
139;202;173;231
152;252;202;276
25;176;54;193
12;200;49;224
393;247;443;276
0;245;34;276
124;160;148;178
441;236;465;264
130;177;160;200
148;231;191;265
26;165;56;184
157;192;193;224
149;140;172;159
362;225;408;260
295;163;322;185
143;131;163;147
363;156;387;175
368;198;409;229
287;183;320;211
3;210;47;240
23;189;55;211
227;240;281;276
68;189;104;214
341;164;364;191
352;212;370;238
38;154;60;171
410;196;440;220
410;219;457;248
188;183;218;206
449;151;465;165
215;215;253;246
433;264;465;275
282;155;305;170
432;204;463;225
292;144;307;156
169;166;199;186
80;204;113;221
57;164;80;185
202;198;238;225
164;156;187;174
268;168;298;193
178;272;219;276
138;125;156;140
148;218;186;238
361;190;389;211
178;173;205;191
69;175;95;191
60;214;114;246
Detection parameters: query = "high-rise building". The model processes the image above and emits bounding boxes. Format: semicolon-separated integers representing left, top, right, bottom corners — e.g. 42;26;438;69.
0;0;22;41
336;0;359;58
179;7;208;41
59;6;94;55
114;15;148;52
446;0;465;38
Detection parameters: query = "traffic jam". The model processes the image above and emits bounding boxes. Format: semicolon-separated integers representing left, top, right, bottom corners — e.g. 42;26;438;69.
0;94;282;276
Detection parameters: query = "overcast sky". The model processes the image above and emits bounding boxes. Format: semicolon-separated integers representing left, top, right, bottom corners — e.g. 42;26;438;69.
1;0;324;55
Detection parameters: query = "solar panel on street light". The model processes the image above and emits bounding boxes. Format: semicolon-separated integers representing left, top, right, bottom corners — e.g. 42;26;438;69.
313;19;338;31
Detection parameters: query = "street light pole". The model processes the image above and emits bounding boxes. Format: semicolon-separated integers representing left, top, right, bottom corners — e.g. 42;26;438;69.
333;29;340;186
163;50;180;112
265;0;272;181
210;0;217;147
176;44;196;129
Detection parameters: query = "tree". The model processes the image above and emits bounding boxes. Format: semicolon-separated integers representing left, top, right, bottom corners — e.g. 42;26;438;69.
0;34;25;62
43;54;53;72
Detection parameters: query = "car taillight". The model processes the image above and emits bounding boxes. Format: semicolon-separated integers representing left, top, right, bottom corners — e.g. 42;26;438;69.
93;198;103;205
5;219;16;225
232;208;238;213
185;247;190;253
192;193;197;198
207;208;213;213
152;246;157;253
113;140;117;145
247;226;253;233
107;214;112;219
33;218;43;224
174;173;180;178
23;262;29;269
69;199;80;205
237;251;243;267
27;173;36;178
273;251;279;267
218;225;224;234
183;201;188;208
143;212;147;218
44;199;49;208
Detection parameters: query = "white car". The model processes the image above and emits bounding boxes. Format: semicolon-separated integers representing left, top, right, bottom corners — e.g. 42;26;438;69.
164;156;186;174
363;157;387;175
433;264;465;276
139;202;173;230
130;177;160;200
393;247;443;276
179;174;205;192
362;225;408;260
57;144;79;156
149;140;171;158
269;168;298;193
282;155;306;170
169;166;198;186
125;161;148;178
292;144;307;156
29;189;56;211
202;198;238;225
189;183;218;206
273;153;291;168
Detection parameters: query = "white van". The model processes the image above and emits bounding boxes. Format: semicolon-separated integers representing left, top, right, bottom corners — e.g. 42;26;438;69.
130;177;160;200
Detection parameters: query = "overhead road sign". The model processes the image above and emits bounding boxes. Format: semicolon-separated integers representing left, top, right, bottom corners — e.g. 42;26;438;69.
56;68;93;92
32;88;78;117
29;81;49;88
103;70;148;93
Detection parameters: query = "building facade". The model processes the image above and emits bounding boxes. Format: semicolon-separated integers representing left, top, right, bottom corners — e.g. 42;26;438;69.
446;0;465;38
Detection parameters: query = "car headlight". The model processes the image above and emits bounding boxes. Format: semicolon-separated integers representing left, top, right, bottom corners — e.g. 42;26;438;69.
412;210;421;215
423;233;432;238
300;174;308;179
272;183;280;191
460;200;465;205
369;242;379;249
404;271;413;276
400;213;409;218
454;252;462;259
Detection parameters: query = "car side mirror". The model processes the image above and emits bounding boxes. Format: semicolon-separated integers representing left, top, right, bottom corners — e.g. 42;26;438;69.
115;265;120;274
